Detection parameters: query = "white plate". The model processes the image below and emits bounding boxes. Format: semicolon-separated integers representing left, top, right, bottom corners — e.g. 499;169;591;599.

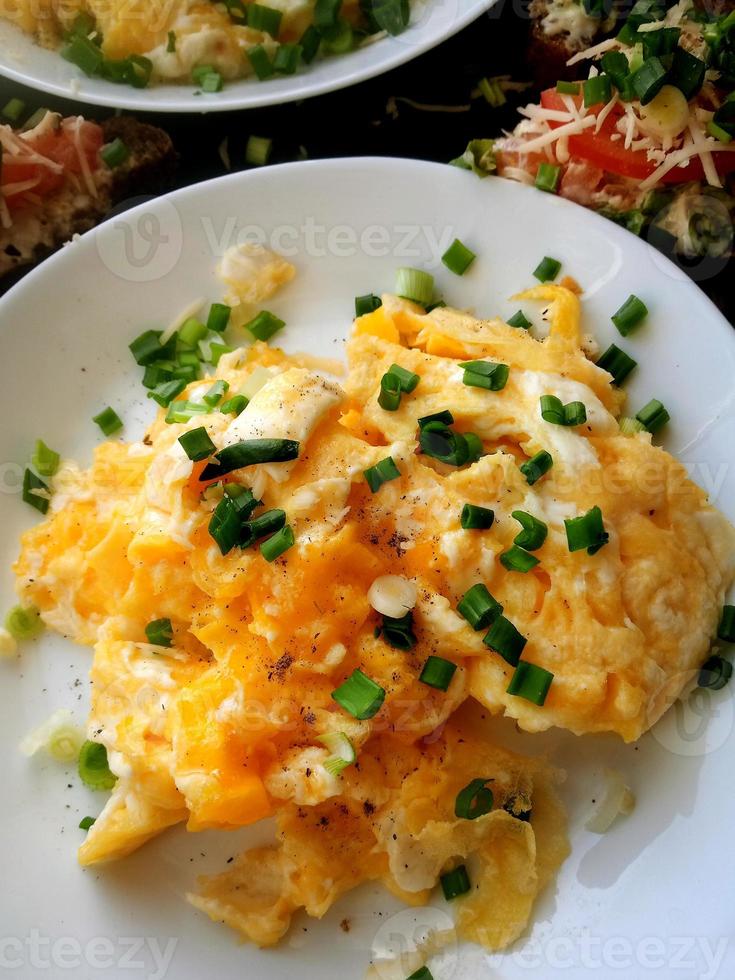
0;0;493;113
1;159;734;980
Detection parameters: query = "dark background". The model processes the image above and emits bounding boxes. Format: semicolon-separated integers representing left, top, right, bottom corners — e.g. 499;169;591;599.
0;4;732;317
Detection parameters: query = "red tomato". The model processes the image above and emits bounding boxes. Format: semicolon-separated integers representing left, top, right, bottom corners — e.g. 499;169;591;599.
540;88;735;184
1;118;103;209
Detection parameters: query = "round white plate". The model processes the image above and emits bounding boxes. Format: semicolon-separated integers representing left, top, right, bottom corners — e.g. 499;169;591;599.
1;159;733;980
0;0;493;113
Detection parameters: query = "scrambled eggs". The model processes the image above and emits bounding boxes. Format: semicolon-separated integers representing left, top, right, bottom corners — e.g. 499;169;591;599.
13;262;735;959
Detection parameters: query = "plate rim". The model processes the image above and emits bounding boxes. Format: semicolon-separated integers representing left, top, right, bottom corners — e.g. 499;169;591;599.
0;0;496;113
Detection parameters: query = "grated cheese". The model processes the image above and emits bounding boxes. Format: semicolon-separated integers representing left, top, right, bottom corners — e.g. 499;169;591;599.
517;115;597;153
70;116;98;199
566;37;620;66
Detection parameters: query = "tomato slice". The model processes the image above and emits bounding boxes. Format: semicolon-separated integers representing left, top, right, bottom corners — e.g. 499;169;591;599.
540;88;735;184
1;118;104;209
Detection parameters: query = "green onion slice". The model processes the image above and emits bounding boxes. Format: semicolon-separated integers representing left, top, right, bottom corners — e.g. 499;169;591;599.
441;238;476;276
419;422;472;466
178;427;216;462
5;604;43;641
245;310;285;341
355;293;382;317
100;137;129;168
316;732;356;775
500;546;539;573
462;361;509;391
92;407;123;436
406;969;433;980
240;508;286;547
208;490;258;555
457;583;502;631
440;865;471;900
129;329;172;365
506;660;554;705
331;668;385;719
698;655;733;691
145;617;173;647
388;364;420;393
418;409;454;429
165;399;209;424
248;44;274;79
519;450;553;485
200;439;299;480
564;505;609;555
507;310;532;330
612;294;648;335
419;656;457;691
260;524;295;562
247;3;282;34
717;605;735;643
78;741;117;791
535;162;561;193
79;816;96;831
379;611;417;650
461;503;495;530
556;80;580;95
635;398;669;434
619;416;646;435
596;343;637;385
364;456;401;493
207;302;231;333
483;615;527;665
23;469;50;514
395;267;434;306
583;73;612;106
32;439;60;477
455;778;494;820
379;371;402;411
540;395;587;427
203;380;230;407
533;256;561;282
220;395;248;416
512;510;548;551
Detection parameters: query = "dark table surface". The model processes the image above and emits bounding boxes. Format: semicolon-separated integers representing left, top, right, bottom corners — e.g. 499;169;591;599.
0;6;732;318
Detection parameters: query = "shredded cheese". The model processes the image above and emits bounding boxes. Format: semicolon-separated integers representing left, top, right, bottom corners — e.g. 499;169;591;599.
518;115;597;153
71;116;98;199
566;37;620;66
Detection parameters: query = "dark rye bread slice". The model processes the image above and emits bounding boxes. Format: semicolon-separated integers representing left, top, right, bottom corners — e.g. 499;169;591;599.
526;0;621;89
0;115;176;280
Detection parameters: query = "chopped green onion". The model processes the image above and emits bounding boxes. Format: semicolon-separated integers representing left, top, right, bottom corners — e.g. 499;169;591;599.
507;309;532;330
500;546;539;573
79;816;96;831
483;615;527;666
245;309;285;341
418;409;453;429
395;267;434;306
670;47;705;100
441;238;476;275
61;34;104;76
379;611;417;650
200;438;300;480
555;80;580;95
462;360;509;391
176;351;200;370
601;49;630;88
145;617;173;647
612;294;648;336
314;0;342;28
178;427;216;461
203;381;229;407
406;970;433;980
388;364;420;393
619;416;646;435
208;491;258;555
364;456;401;492
100;137;129;169
32;439;60;477
248;44;274;79
355;293;382;317
457;583;503;631
540;395;587;427
565;505;609;555
129;329;169;365
379;371;402;411
149;379;187;408
165;400;210;424
512;511;547;551
718;605;735;643
455;778;494;820
440;865;471;900
142;363;173;389
631;56;667;104
506;661;554;705
260;524;295;562
299;24;321;62
221;395;249;416
5;604;43;641
210;342;234;366
419;656;457;691
316;732;356;776
708;121;733;144
178;317;207;348
331;668;385;719
420;423;472;466
92;407;123;436
239;508;286;547
596;343;637;385
207;302;231;333
477;75;506;107
78;741;117;791
2;97;26;122
532;256;561;282
635;398;669;434
247;3;283;35
21;107;50;131
22;469;50;514
583;73;612;107
245;135;273;167
461;504;495;530
167;30;176;52
322;18;354;53
464;432;483;463
535;162;561;193
519;450;553;485
698;655;732;690
273;43;302;74
192;63;215;85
